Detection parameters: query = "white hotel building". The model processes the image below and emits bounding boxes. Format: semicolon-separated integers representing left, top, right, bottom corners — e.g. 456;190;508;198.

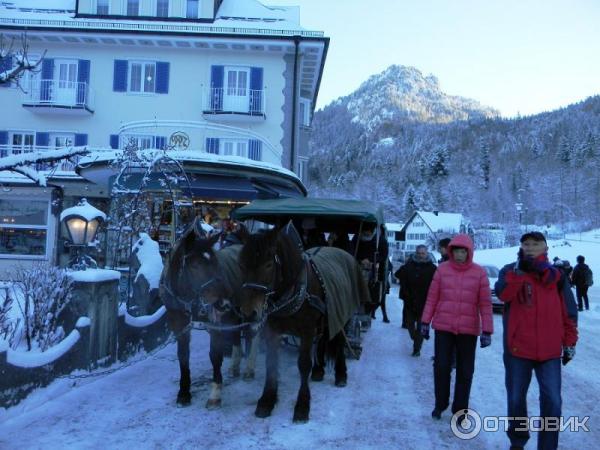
0;0;328;275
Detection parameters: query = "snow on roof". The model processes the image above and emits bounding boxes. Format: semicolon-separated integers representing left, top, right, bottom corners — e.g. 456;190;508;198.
0;0;317;35
78;148;302;182
60;198;107;222
385;222;404;232
416;211;463;233
216;0;301;26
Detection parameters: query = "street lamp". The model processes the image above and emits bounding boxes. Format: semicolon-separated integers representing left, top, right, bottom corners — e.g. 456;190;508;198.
60;198;106;270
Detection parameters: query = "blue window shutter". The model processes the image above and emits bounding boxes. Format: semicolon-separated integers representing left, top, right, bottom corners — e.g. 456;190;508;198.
110;134;119;149
74;134;88;147
249;139;262;161
77;60;90;104
40;59;54;101
0;55;12;88
36;132;50;148
0;131;7;156
113;60;128;92
250;67;263;114
210;65;224;110
155;136;167;149
206;138;220;154
155;62;169;94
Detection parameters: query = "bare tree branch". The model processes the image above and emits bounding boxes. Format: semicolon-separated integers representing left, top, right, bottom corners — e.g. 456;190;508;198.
0;33;46;86
0;147;91;186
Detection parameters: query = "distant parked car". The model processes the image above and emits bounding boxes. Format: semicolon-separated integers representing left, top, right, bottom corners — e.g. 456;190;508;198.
482;264;503;313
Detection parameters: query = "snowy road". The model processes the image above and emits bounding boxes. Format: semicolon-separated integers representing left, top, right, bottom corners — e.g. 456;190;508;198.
1;284;599;450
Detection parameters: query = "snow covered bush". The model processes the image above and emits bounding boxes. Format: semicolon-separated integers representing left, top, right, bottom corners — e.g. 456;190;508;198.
0;288;18;346
9;264;73;352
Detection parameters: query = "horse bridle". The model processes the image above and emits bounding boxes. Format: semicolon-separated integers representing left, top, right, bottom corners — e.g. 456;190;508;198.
242;252;310;319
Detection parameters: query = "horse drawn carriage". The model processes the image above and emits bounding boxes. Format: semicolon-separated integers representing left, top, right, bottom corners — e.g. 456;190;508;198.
231;197;388;359
160;197;386;422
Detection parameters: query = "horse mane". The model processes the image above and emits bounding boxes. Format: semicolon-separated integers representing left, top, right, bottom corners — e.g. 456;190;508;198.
240;228;304;292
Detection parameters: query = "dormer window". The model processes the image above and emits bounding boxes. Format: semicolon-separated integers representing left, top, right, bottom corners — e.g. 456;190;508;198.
157;0;169;17
187;0;199;18
96;0;109;14
127;0;139;16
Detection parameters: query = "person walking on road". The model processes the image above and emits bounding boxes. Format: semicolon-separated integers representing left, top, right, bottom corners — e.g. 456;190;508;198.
420;234;494;421
397;245;436;356
495;231;578;450
572;255;593;311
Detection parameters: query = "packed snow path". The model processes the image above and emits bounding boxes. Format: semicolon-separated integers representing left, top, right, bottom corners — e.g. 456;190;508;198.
1;284;598;450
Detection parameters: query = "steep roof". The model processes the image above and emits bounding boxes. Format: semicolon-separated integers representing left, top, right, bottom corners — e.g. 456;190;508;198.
417;211;463;234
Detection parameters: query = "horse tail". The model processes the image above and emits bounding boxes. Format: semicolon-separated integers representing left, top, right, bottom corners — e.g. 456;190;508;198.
323;326;344;366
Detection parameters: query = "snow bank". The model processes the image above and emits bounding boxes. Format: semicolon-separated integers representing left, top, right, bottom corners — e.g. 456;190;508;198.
7;329;80;368
132;233;163;290
68;269;121;283
75;317;90;328
124;306;166;328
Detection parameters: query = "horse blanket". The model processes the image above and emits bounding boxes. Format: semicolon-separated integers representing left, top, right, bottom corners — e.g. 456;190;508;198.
306;247;371;339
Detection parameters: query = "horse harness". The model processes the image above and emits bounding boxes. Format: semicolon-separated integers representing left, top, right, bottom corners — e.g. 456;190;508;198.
243;250;327;319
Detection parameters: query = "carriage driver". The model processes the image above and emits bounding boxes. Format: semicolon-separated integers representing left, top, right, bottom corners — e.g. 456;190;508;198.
350;222;390;322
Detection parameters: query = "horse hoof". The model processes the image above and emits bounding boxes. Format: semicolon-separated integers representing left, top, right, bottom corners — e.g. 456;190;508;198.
176;392;192;406
229;368;240;378
242;370;255;381
335;376;347;387
293;409;309;423
255;405;273;418
311;369;325;382
206;398;222;410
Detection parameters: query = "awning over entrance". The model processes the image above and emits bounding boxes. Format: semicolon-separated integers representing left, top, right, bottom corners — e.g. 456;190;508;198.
188;175;304;201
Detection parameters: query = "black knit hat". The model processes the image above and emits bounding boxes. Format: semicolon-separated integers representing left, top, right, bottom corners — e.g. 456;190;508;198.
520;231;547;243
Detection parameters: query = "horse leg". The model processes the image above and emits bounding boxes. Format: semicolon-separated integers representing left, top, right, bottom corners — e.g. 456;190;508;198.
229;331;241;378
293;329;315;423
255;325;279;418
311;332;326;382
176;328;192;406
206;331;224;409
243;332;259;380
334;331;348;387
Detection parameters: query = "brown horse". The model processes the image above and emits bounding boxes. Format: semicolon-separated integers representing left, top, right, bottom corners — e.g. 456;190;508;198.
159;220;258;409
239;226;367;423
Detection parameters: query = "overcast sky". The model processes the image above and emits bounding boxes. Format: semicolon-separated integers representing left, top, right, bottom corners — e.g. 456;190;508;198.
264;0;600;117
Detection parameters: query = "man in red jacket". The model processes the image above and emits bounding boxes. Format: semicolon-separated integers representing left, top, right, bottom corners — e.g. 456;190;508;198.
495;231;578;450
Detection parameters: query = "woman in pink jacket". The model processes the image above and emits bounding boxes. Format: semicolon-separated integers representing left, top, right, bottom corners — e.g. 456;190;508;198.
420;234;494;421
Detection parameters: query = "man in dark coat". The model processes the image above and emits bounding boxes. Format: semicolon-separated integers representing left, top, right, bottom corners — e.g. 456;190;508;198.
350;223;389;322
572;255;593;311
397;244;437;356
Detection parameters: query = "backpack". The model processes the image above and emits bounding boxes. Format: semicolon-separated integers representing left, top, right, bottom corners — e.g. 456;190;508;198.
585;267;594;287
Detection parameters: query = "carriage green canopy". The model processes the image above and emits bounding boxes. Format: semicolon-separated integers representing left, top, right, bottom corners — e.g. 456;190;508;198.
231;198;384;230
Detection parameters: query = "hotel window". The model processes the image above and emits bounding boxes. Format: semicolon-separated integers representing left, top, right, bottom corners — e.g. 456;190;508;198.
0;198;49;257
222;140;248;158
129;61;156;93
8;131;34;155
299;99;311;127
127;0;139;16
186;0;199;18
122;135;154;150
96;0;109;14
157;0;169;17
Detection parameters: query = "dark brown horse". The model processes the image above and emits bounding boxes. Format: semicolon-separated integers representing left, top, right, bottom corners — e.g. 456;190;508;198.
239;226;365;423
159;220;258;409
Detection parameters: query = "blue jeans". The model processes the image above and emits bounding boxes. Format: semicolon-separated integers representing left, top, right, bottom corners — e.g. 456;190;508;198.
503;352;562;450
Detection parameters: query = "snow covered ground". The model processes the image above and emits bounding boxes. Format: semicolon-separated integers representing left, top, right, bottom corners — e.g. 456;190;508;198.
1;240;599;449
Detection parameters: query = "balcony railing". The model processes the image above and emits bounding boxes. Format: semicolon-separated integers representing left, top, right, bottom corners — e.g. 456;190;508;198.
202;88;265;117
22;79;94;112
0;146;82;172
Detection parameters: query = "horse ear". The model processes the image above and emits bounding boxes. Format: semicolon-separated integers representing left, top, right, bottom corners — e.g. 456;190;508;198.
282;220;304;252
